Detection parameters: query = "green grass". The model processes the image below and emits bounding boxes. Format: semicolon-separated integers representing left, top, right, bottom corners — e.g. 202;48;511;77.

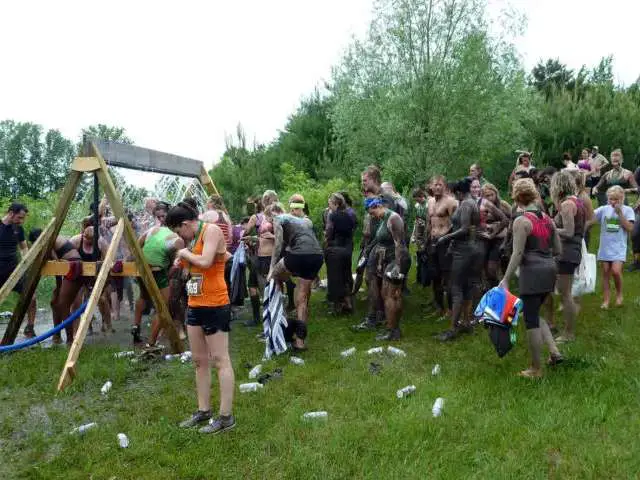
3;242;640;479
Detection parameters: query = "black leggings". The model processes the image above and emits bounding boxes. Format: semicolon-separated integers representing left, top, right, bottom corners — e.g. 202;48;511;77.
521;293;548;330
632;211;640;254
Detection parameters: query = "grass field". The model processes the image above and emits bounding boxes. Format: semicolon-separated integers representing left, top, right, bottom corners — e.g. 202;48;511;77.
2;240;640;479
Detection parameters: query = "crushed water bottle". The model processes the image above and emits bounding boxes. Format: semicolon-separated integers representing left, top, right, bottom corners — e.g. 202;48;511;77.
164;354;179;361
432;397;444;417
100;381;112;395
396;385;417;399
248;364;263;378
367;347;384;355
180;351;192;363
114;351;135;359
117;433;129;448
71;422;97;434
303;411;328;420
290;356;305;365
239;382;264;393
340;347;356;357
387;346;407;357
432;364;441;376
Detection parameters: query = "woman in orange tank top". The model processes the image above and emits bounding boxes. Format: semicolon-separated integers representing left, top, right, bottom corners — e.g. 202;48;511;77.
166;201;236;435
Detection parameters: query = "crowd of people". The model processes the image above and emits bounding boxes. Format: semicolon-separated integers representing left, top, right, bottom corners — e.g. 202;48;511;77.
1;146;639;433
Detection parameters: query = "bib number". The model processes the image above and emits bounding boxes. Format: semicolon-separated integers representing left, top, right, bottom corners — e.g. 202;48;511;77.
605;216;620;233
186;274;204;297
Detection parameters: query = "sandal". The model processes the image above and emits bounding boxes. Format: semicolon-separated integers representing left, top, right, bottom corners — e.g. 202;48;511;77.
518;369;543;379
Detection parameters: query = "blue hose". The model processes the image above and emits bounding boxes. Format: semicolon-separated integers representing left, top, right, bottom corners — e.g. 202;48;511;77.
0;301;88;353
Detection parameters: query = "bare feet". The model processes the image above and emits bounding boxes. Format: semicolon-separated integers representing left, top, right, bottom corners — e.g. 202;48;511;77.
518;368;543;379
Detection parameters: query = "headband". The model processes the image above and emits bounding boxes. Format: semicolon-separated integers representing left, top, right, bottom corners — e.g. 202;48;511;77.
364;197;383;210
289;202;305;210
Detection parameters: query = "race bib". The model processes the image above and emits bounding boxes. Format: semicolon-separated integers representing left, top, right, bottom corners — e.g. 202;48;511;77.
605;216;620;233
186;274;203;297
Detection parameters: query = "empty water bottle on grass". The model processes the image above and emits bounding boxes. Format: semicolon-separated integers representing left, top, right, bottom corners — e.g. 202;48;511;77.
117;433;129;448
100;381;112;395
432;397;444;417
290;356;305;365
432;364;441;376
248;364;263;378
114;351;135;359
71;422;97;435
396;385;416;399
367;347;384;355
341;347;356;357
303;411;328;420
387;346;406;357
239;382;264;393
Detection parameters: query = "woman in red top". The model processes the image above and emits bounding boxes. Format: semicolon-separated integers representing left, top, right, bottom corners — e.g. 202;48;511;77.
167;201;236;435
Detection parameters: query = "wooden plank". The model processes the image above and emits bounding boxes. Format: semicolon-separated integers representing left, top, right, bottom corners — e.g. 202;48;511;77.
91;142;182;354
41;261;140;277
57;220;125;391
199;165;219;196
1;170;83;345
71;156;100;172
0;217;55;306
89;138;204;178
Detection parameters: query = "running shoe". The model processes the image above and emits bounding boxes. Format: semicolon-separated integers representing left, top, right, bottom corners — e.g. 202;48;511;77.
179;410;212;428
199;415;236;434
375;328;401;341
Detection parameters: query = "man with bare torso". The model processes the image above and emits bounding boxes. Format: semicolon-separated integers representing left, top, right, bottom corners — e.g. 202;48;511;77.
427;176;458;317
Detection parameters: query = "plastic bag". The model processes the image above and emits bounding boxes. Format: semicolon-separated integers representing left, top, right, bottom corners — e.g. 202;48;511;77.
572;240;596;296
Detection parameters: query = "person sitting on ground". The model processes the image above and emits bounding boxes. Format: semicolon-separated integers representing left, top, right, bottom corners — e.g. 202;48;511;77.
588;185;635;309
168;201;236;435
0;203;37;338
500;178;563;378
267;202;324;351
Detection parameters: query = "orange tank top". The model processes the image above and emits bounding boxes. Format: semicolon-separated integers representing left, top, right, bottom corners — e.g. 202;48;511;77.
187;223;229;308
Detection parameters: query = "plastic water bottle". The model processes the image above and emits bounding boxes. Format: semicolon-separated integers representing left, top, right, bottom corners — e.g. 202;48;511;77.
117;433;129;448
180;351;192;363
239;382;264;393
114;351;135;359
290;356;305;365
341;347;356;357
248;364;263;379
100;381;112;395
432;364;441;376
396;385;417;399
164;354;179;361
367;347;384;355
71;422;97;434
303;411;328;420
387;346;407;357
432;397;444;417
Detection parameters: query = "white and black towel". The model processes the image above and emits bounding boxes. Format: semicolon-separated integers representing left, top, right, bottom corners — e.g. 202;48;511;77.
262;280;288;359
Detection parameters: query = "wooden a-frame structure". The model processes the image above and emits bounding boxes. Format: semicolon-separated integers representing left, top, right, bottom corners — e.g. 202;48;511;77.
0;139;218;391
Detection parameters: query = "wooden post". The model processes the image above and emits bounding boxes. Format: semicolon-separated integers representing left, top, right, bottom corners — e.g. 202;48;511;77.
57;220;125;391
91;142;182;354
0;217;55;306
1;170;83;345
199;165;219;196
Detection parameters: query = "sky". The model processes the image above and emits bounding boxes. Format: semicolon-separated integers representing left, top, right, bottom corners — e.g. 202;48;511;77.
0;0;638;179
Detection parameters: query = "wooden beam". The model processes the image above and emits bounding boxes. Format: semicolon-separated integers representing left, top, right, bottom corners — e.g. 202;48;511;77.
0;217;55;306
199;165;219;196
91;141;182;354
71;156;100;172
41;261;140;277
57;220;125;391
1;170;83;346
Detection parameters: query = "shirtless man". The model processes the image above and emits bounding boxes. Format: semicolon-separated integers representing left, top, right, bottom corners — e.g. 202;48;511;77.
427;176;458;317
